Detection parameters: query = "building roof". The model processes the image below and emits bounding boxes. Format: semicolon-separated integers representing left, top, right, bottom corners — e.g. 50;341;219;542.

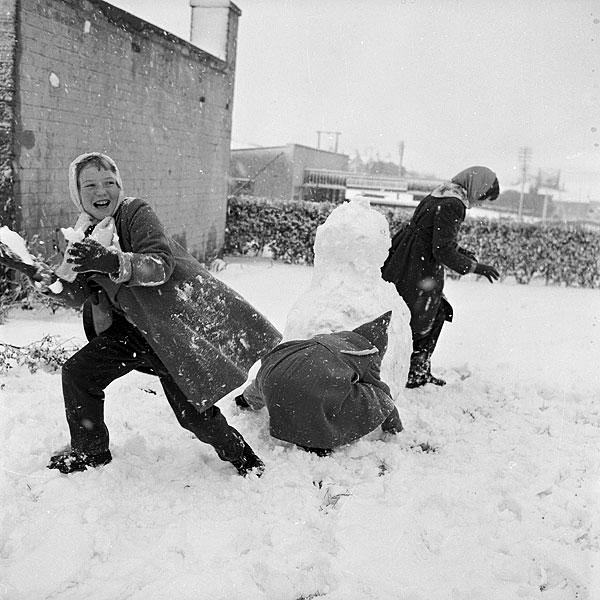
231;143;348;157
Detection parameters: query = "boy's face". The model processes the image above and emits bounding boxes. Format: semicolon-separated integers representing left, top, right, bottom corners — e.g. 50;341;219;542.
78;165;121;220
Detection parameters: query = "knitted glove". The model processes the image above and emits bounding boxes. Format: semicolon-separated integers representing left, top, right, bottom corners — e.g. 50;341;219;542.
458;247;477;261
68;239;119;274
234;394;251;409
381;406;403;434
473;262;500;283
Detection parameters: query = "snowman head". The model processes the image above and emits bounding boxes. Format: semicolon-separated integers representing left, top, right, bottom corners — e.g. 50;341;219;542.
313;198;391;273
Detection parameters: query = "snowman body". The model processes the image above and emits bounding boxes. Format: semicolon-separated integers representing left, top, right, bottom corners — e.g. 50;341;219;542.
284;198;412;401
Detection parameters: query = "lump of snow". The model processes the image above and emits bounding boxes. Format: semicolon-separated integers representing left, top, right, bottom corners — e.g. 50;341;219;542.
56;217;116;282
313;197;390;275
283;198;412;401
176;283;194;302
0;226;35;265
55;220;87;282
60;227;85;244
48;279;64;294
89;217;118;247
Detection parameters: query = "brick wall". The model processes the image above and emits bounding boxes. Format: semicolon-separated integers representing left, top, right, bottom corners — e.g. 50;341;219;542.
0;0;17;229
10;0;239;260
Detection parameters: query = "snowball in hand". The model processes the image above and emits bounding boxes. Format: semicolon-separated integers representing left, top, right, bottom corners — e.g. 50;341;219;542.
60;227;85;244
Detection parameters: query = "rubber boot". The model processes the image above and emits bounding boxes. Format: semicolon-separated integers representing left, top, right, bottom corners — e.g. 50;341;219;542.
424;356;446;386
406;350;429;388
229;441;265;477
47;448;112;474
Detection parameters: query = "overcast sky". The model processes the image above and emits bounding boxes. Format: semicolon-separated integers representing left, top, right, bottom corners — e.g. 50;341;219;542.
108;0;599;200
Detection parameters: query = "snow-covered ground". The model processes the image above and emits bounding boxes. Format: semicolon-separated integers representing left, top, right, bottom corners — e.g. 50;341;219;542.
1;261;598;600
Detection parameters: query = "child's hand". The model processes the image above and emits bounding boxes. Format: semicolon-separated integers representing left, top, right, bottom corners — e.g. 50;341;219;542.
381;406;403;434
33;263;57;292
67;239;119;274
473;262;500;283
458;247;477;261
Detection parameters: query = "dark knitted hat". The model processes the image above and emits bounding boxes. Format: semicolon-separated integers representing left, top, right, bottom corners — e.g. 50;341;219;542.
352;311;392;356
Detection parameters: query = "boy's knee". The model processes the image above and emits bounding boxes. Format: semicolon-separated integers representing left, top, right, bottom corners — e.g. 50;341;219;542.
173;403;213;430
62;354;79;381
62;350;93;386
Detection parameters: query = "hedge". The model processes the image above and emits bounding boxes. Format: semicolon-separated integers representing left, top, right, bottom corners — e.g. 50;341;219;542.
224;196;600;288
223;196;337;263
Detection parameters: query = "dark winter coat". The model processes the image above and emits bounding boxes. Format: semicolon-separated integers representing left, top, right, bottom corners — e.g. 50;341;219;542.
252;329;395;449
381;195;475;337
56;197;282;411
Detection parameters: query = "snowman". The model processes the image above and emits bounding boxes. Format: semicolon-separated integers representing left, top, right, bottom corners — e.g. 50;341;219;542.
283;197;412;402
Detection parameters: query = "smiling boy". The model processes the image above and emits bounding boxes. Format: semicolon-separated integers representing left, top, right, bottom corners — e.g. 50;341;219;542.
42;152;281;476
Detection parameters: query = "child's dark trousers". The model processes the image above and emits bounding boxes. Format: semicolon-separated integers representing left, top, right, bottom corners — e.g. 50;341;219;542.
61;316;245;463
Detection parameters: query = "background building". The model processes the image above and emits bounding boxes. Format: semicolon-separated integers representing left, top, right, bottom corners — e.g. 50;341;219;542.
229;144;449;207
343;175;442;207
230;144;349;203
0;0;240;260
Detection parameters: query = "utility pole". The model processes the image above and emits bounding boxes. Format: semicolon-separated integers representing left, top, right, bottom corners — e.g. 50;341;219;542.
316;130;341;152
542;193;549;223
398;141;405;176
517;146;532;221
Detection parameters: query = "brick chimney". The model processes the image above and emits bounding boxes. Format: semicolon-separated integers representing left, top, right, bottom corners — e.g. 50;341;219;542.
189;0;240;64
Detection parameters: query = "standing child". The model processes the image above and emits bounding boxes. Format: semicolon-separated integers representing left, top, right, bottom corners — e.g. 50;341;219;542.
30;152;280;475
382;166;500;388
